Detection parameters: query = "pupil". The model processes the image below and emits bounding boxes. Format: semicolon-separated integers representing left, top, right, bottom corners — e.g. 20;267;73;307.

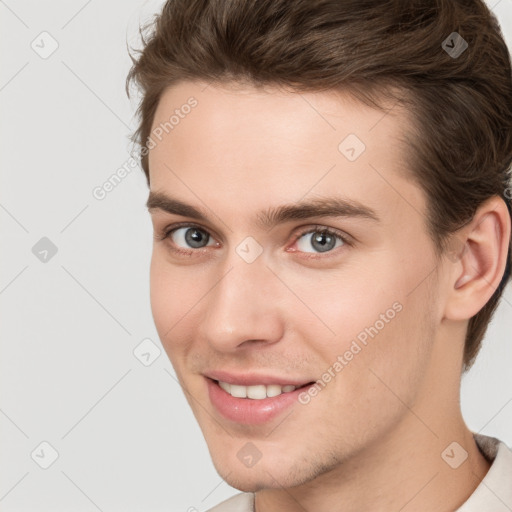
186;228;208;248
312;232;334;252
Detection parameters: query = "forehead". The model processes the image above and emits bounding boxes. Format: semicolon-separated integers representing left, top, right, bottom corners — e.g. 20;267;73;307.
150;80;408;156
147;80;424;230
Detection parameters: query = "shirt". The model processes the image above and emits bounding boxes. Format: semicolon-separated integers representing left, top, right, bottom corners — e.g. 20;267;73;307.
205;433;512;511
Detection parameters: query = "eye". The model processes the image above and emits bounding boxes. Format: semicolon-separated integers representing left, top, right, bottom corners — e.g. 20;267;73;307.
156;223;218;254
155;222;351;258
292;226;349;255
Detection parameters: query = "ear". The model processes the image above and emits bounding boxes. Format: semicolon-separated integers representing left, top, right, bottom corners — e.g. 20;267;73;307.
443;195;511;321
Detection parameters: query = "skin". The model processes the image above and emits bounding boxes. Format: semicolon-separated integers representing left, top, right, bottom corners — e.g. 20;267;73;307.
146;80;510;511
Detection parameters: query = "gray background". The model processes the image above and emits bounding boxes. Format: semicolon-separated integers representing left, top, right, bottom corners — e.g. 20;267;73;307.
1;1;511;510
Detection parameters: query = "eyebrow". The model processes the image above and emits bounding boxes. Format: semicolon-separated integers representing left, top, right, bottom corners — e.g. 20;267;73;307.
146;191;380;229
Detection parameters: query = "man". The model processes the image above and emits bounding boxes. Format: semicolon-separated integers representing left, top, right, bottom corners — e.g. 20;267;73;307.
126;0;512;510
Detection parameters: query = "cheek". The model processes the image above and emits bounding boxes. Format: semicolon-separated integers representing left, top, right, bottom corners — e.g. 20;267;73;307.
149;253;194;352
299;252;436;404
279;258;402;355
327;276;436;427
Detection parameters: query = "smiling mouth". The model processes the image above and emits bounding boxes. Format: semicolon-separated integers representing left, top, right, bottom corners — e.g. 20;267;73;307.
213;379;314;400
206;377;317;424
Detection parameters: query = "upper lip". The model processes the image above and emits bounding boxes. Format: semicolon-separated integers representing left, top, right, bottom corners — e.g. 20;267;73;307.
204;370;314;387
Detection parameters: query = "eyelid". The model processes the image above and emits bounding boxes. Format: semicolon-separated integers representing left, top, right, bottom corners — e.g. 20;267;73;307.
156;221;216;241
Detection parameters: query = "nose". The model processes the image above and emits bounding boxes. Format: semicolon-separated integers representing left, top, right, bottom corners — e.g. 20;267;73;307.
197;252;285;352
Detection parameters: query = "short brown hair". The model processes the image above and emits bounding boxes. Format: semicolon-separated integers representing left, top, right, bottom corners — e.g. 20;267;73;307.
126;0;512;372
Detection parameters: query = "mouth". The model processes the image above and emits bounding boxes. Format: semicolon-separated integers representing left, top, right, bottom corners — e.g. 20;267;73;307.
205;377;316;425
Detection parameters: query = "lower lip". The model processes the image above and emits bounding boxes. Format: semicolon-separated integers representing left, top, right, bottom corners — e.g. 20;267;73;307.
206;378;313;425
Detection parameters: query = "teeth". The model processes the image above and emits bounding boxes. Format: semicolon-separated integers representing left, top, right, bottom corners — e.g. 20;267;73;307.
218;381;231;394
217;381;297;399
266;384;282;397
247;385;266;399
230;384;247;398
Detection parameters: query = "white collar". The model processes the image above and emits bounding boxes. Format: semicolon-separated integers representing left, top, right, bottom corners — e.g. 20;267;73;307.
455;433;512;511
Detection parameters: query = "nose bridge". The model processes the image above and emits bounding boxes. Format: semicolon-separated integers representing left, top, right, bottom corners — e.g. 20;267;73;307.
199;247;283;349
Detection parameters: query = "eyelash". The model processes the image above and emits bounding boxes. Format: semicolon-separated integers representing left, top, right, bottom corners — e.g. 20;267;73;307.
154;222;352;259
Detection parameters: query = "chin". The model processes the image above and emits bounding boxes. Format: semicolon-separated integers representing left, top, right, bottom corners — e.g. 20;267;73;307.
219;468;291;493
222;475;268;493
211;452;318;492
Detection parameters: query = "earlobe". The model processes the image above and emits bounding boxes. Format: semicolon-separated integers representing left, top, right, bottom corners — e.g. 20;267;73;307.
444;196;511;321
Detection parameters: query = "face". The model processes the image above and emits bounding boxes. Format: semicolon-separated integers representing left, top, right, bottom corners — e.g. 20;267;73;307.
147;80;446;491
